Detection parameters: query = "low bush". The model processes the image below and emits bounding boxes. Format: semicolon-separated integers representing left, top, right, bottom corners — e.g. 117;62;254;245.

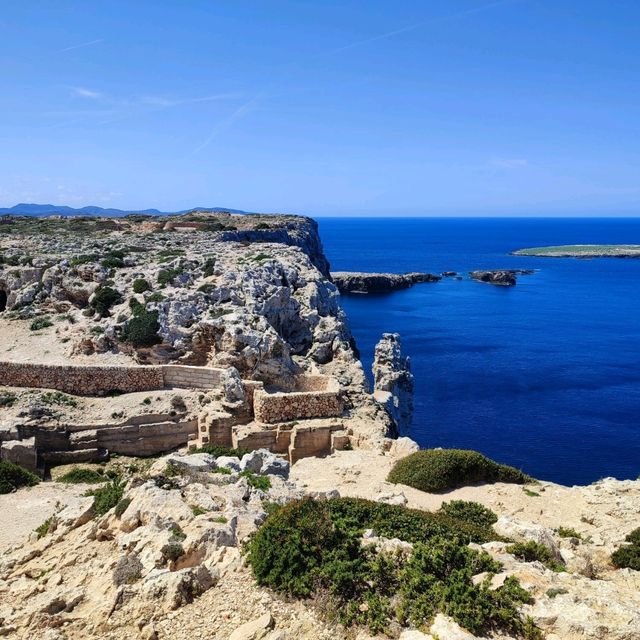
611;527;640;570
506;541;565;572
35;516;53;539
0;460;40;494
113;554;143;585
86;478;124;516
157;267;183;286
556;526;582;539
132;278;151;293
239;471;271;492
196;444;249;459
438;500;498;530
387;449;532;493
0;391;17;407
91;286;122;317
58;467;106;484
122;309;160;347
30;316;53;331
245;497;538;637
161;542;185;563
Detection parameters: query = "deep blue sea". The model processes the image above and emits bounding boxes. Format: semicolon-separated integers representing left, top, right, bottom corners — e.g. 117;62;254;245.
318;217;640;486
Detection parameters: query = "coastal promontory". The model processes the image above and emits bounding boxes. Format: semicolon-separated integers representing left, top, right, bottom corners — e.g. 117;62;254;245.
513;244;640;258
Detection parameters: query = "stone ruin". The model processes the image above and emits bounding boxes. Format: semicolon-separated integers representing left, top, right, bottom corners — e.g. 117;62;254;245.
0;360;349;473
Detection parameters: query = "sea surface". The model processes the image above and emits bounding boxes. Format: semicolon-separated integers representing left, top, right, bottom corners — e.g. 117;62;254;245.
318;217;640;485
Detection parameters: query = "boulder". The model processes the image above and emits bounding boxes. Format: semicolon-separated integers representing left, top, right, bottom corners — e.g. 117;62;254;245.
430;614;480;639
229;612;275;640
494;515;562;561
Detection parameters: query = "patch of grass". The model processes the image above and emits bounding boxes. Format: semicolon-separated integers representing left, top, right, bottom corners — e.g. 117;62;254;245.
86;478;124;517
30;316;53;331
35;517;53;539
196;444;249;458
58;467;106;484
213;467;232;475
387;449;532;493
556;526;582;540
245;497;537;637
212;515;228;524
506;541;565;572
170;523;186;541
546;587;569;598
522;487;540;497
611;527;640;571
191;505;208;516
40;391;78;407
0;391;17;407
0;460;40;494
240;471;271;492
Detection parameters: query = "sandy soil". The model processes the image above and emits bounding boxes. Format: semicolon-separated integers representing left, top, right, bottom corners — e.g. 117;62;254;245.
0;482;89;552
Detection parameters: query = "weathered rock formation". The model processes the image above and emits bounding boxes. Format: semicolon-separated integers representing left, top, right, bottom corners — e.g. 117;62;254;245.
372;333;414;434
331;271;440;294
469;269;534;286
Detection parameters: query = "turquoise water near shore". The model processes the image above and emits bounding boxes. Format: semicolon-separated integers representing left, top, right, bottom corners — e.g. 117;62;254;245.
318;217;640;485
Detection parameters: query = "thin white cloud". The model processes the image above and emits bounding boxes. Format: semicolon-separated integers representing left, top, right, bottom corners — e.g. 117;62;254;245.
70;86;103;99
59;38;104;53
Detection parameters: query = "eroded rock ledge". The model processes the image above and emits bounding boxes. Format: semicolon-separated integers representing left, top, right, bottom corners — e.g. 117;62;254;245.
469;269;534;286
331;271;441;294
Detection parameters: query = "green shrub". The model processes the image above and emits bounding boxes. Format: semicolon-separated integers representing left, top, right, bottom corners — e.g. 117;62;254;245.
132;278;151;293
0;391;17;407
556;526;582;539
58;467;106;484
122;309;160;347
40;391;78;407
157;267;183;286
506;541;565;572
191;505;208;516
245;497;537;637
86;478;124;516
101;255;125;269
170;523;186;541
240;471;271;492
161;543;185;563
196;444;249;459
115;497;132;518
35;517;53;539
30;316;53;331
611;527;640;570
91;286;122;317
203;257;216;277
147;292;165;303
0;460;40;494
388;449;532;493
128;297;145;316
438;500;498;530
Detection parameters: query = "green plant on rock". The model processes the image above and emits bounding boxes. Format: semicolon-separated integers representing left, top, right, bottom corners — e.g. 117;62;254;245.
611;527;640;570
387;449;532;493
30;316;53;331
196;444;249;459
161;542;185;563
507;541;565;572
115;497;132;518
86;478;124;516
40;391;78;407
0;460;40;494
91;285;122;317
35;517;53;539
0;391;17;407
239;471;271;492
58;467;105;484
556;526;582;540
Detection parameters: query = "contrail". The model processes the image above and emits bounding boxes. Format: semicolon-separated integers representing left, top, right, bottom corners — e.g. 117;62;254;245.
59;38;103;53
191;0;523;154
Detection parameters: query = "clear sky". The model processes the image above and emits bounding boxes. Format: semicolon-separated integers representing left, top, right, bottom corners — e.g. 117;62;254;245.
1;0;638;216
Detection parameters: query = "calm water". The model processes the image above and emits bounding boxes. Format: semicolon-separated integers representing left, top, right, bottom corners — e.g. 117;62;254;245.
318;217;640;485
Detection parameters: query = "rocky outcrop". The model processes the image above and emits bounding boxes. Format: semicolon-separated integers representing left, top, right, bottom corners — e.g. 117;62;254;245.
372;333;414;434
469;269;534;286
331;271;440;294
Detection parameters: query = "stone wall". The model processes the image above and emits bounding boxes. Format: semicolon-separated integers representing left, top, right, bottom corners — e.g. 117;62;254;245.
0;361;227;395
0;362;165;396
253;377;343;424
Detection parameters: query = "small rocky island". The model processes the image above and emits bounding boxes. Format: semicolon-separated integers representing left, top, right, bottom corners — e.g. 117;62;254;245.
469;269;534;286
331;271;440;294
513;244;640;258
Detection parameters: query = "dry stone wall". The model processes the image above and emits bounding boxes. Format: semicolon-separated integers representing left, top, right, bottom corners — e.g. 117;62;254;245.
0;361;227;395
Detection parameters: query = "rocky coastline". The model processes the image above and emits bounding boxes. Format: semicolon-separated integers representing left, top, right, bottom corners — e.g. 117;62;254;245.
0;211;638;640
331;271;441;294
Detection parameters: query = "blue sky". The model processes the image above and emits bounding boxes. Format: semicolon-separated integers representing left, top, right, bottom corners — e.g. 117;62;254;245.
1;0;638;216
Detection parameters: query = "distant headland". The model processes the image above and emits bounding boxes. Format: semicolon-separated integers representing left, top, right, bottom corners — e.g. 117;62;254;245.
513;244;640;258
0;202;247;217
